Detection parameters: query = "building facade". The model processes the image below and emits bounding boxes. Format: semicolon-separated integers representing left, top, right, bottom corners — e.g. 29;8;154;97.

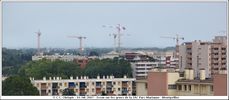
30;75;135;96
145;68;227;96
147;68;181;96
179;36;227;78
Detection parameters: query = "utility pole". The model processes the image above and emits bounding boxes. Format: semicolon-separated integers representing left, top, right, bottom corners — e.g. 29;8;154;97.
68;35;86;55
35;30;41;56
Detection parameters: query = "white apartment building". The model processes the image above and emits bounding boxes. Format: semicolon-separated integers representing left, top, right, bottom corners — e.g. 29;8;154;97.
30;75;135;96
32;54;80;62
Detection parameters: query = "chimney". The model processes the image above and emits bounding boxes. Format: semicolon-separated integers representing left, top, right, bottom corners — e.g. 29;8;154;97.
97;76;100;79
200;68;205;80
189;68;194;80
49;77;52;80
124;75;127;79
70;76;73;80
43;77;46;81
184;68;190;80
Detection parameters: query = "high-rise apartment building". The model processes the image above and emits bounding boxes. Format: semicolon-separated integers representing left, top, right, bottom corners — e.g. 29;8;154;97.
179;36;227;78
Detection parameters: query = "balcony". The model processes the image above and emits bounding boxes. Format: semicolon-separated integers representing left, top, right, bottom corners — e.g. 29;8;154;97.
212;50;219;53
122;90;128;94
212;55;219;58
122;84;128;88
41;86;47;90
221;60;227;63
222;55;226;58
221;50;226;53
96;85;102;88
106;84;113;88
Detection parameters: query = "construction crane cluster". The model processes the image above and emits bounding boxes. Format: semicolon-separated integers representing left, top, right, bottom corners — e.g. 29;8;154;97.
103;24;126;53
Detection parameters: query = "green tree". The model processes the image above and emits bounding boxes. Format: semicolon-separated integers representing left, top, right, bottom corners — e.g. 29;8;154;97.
62;88;75;96
18;59;82;79
84;58;132;78
2;76;39;95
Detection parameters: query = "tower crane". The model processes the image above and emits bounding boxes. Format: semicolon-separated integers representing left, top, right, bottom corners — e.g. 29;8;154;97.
68;35;86;55
103;24;126;53
109;33;118;52
161;34;184;58
35;30;42;56
161;34;184;46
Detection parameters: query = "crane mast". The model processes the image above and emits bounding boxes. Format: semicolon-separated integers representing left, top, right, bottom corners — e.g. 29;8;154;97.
68;35;86;55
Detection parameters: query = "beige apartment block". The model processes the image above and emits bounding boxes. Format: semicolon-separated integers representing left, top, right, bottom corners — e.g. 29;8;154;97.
135;80;147;96
30;75;135;96
179;36;227;78
147;68;182;96
146;68;227;96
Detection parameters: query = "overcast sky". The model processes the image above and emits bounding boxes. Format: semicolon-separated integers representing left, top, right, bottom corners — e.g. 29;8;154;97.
2;2;227;49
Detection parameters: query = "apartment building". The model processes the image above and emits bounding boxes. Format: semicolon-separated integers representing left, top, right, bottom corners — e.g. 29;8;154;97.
147;68;182;96
30;75;135;96
179;41;212;78
131;62;158;80
145;68;227;96
176;68;213;96
179;36;227;78
32;54;78;61
135;80;147;96
130;51;179;80
211;33;227;75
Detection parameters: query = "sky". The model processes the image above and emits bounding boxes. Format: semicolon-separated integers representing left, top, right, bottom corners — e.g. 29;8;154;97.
2;2;227;49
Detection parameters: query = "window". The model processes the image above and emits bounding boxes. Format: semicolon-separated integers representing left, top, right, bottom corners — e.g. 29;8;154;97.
168;84;177;89
92;89;94;92
178;85;182;90
146;64;153;66
145;83;148;89
189;85;191;91
64;83;67;87
211;86;213;91
91;82;94;85
113;82;116;85
59;83;62;86
184;85;187;91
118;88;121;91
